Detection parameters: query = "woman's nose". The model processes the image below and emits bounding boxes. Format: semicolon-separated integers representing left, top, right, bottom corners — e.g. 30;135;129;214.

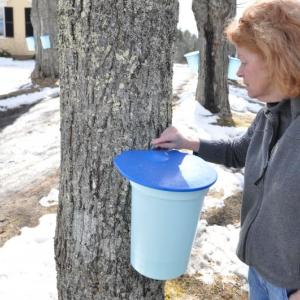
237;65;243;78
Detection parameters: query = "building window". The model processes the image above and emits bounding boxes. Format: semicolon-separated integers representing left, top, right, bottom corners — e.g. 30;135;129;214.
25;8;33;37
0;7;14;37
0;7;14;38
0;7;4;37
4;7;14;37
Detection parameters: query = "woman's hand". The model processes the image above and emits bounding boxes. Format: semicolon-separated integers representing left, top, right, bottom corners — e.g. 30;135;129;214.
151;126;200;152
289;290;300;300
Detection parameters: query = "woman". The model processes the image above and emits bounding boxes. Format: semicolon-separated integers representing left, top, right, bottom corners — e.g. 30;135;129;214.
152;1;300;299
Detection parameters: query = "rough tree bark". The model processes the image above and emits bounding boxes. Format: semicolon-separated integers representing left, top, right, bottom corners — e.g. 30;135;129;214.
192;0;236;118
31;0;59;80
54;1;178;299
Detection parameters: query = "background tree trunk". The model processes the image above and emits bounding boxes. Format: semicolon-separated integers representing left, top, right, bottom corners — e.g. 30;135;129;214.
31;0;59;81
54;1;178;299
192;0;236;118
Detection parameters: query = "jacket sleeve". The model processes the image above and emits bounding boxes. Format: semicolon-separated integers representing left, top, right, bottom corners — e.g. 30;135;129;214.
194;109;263;168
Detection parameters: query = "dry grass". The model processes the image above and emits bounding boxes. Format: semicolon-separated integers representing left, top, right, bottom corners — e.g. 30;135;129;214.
165;274;248;300
203;191;242;226
214;116;236;127
207;188;225;199
231;112;255;128
0;169;59;247
215;111;255;128
31;77;59;88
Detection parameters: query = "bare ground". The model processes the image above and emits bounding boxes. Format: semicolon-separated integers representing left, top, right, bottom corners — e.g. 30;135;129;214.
0;84;60;246
0;169;59;247
166;274;248;300
0;102;41;131
203;191;243;226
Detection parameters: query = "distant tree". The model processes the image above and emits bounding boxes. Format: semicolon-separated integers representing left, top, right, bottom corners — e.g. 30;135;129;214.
54;0;178;299
31;0;58;81
174;29;199;63
192;0;236;118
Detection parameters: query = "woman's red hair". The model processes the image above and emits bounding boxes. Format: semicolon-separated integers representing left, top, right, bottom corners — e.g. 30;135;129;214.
226;0;300;97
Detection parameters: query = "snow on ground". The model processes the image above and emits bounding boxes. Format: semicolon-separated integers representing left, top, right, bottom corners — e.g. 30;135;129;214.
0;214;57;300
0;94;60;196
0;87;60;111
0;58;35;96
229;84;263;113
190;220;246;285
0;61;263;299
39;188;59;208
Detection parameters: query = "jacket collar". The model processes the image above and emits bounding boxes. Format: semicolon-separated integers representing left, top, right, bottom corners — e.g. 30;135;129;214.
264;96;300;120
290;96;300;120
264;99;290;121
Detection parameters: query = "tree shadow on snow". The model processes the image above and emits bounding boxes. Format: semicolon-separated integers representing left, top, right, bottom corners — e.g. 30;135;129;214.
0;102;41;132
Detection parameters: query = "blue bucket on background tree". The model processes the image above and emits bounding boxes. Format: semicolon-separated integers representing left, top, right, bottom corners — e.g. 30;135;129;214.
40;35;51;49
114;149;217;280
25;37;35;51
227;56;241;81
184;50;241;81
183;51;200;74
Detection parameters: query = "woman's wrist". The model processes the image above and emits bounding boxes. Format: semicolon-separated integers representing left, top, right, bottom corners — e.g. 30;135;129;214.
185;140;200;152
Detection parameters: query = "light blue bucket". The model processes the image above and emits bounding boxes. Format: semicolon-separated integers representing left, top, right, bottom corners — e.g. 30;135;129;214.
40;35;51;49
130;182;209;279
228;56;241;80
184;51;200;74
26;37;35;51
184;51;241;81
114;150;217;280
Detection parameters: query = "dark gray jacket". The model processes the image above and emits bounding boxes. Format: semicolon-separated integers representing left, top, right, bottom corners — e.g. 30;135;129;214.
195;97;300;289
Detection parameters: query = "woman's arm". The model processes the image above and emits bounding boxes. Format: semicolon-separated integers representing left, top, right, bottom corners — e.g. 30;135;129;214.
152;109;263;169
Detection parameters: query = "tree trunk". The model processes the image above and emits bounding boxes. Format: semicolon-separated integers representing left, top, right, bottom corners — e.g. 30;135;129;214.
54;1;178;299
31;0;59;80
192;0;236;118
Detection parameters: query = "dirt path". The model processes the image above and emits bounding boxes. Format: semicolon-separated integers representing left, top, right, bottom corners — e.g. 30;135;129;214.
0;102;40;131
0;169;59;247
0;94;60;246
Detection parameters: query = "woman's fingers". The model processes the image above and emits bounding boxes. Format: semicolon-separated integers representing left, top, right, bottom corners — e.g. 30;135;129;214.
151;136;173;146
151;126;200;152
152;142;175;149
152;127;177;144
151;136;166;146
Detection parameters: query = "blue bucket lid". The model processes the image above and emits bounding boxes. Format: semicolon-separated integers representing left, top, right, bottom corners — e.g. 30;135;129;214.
114;150;217;192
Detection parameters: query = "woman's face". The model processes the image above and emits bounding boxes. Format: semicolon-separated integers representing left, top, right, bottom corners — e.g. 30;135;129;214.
236;46;284;102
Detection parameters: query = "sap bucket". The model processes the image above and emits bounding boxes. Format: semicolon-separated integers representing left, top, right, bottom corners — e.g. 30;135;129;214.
184;51;241;81
183;51;200;74
228;56;241;81
26;37;35;51
114;149;217;280
40;35;51;49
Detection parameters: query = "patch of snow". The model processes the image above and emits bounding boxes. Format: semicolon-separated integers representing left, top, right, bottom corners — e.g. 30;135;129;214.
0;96;60;196
0;87;60;111
188;220;248;287
39;188;59;207
0;58;35;96
0;214;57;300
